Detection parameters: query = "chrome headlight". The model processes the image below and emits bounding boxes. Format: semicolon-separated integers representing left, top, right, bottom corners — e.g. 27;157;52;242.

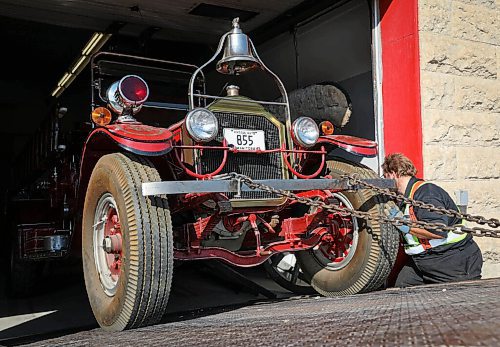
292;117;320;148
185;108;219;142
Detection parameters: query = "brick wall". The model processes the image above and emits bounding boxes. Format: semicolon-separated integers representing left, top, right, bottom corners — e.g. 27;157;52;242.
418;0;500;277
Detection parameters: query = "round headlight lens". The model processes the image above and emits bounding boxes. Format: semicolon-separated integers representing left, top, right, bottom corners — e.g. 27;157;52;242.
292;117;320;147
185;108;219;142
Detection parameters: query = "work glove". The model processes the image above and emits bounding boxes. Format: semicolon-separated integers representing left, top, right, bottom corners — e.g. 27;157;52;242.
384;205;411;235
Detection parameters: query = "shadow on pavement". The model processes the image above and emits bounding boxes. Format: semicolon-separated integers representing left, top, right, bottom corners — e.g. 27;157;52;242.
0;261;292;346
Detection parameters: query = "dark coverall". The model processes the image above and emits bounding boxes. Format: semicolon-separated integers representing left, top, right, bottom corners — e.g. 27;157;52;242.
395;177;483;287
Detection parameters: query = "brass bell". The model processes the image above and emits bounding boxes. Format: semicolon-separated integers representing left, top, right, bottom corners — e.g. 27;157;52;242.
216;18;261;75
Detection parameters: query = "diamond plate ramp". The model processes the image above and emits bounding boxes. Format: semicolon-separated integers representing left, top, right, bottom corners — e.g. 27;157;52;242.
18;279;500;346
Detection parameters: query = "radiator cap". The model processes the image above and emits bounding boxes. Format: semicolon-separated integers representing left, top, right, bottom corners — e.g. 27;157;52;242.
226;85;240;96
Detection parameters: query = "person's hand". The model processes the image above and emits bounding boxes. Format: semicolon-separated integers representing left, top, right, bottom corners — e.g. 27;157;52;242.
384;205;411;235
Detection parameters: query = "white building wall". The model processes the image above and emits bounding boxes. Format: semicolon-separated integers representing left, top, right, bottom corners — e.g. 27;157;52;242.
418;0;500;277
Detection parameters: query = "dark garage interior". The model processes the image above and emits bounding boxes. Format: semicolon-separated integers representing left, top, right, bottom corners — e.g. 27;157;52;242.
0;0;378;342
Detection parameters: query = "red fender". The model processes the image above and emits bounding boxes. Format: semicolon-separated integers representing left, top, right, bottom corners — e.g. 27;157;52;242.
78;122;173;204
71;122;173;256
316;135;378;157
91;122;174;156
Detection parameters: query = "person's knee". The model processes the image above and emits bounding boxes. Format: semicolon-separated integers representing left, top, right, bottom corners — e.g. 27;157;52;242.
465;248;483;280
395;264;424;288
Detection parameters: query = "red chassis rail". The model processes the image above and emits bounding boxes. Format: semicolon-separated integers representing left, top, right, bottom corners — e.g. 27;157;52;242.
174;229;328;267
173;190;340;267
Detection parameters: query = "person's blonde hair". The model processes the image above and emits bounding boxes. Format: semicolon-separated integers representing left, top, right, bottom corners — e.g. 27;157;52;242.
382;153;417;177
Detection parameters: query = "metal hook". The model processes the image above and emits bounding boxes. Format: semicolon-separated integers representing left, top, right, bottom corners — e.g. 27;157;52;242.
234;177;243;198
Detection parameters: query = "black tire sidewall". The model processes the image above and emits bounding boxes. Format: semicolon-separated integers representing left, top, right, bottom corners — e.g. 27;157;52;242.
297;159;396;295
297;190;376;293
82;161;133;330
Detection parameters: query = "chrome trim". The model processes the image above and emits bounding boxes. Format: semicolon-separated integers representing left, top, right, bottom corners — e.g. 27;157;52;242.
185;108;219;142
192;94;288;106
187;22;294;162
142;178;395;196
117;75;149;106
105;75;149;116
292;117;320;148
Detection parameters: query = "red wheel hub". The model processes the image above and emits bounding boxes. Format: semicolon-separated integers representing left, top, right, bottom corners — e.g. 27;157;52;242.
313;193;358;268
319;215;355;263
103;210;123;279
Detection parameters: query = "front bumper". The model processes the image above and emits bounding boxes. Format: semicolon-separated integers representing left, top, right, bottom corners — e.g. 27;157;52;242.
142;178;395;196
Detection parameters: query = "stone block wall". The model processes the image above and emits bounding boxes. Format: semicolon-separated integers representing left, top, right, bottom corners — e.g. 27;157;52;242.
418;0;499;277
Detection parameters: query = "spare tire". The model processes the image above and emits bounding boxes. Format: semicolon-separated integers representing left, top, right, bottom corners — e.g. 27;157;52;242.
296;159;398;296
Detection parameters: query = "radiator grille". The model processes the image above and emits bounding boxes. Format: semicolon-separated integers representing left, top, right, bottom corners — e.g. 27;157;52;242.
200;112;283;200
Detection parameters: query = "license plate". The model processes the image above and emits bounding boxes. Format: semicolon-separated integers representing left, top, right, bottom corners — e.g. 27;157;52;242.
223;128;266;151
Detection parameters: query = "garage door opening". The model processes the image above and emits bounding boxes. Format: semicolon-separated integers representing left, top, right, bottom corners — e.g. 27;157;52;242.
0;0;392;340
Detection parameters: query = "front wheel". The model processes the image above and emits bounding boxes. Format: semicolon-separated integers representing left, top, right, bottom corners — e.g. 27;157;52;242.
82;153;173;331
296;159;399;296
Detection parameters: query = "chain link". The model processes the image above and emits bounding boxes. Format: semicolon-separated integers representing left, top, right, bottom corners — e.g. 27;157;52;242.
342;174;500;229
225;173;499;238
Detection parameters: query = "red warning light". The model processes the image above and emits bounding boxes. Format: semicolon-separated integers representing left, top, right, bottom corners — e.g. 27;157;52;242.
119;75;149;103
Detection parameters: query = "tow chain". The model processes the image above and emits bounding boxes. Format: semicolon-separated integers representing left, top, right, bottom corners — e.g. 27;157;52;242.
341;174;499;238
223;173;499;238
343;174;500;228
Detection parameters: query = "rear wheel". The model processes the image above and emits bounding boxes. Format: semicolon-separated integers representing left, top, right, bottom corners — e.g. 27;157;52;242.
82;153;173;331
296;159;398;296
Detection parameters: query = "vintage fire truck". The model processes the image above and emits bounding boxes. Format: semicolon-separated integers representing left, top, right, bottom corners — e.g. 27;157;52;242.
6;18;399;331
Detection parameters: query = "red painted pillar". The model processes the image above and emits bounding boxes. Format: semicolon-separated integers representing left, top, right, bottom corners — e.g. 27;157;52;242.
379;0;423;176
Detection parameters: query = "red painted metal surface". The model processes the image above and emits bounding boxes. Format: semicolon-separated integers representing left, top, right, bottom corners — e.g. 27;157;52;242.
282;145;326;179
317;213;355;263
107;122;173;142
172;144;326;155
86;122;174;156
104;208;122;280
379;0;423;175
173;141;229;179
317;135;378;157
173;142;327;179
173;189;356;266
168;120;184;143
174;229;328;267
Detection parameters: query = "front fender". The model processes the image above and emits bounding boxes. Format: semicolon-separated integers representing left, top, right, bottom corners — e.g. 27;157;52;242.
78;123;173;201
316;135;378;157
93;122;173;156
73;123;173;255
